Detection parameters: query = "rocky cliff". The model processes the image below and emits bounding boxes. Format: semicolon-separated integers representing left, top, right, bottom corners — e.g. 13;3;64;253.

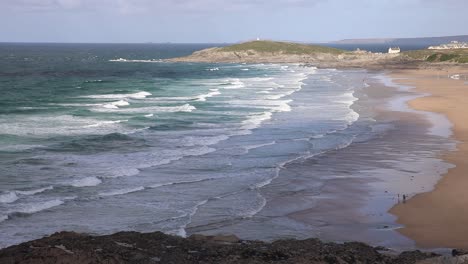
2;231;467;264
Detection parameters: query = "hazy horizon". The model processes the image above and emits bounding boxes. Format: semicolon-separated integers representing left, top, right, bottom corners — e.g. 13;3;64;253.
1;0;467;44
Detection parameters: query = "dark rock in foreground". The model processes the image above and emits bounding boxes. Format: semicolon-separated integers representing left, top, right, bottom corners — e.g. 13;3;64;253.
0;231;446;264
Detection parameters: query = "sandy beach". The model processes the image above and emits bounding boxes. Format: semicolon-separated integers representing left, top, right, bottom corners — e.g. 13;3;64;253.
390;66;468;249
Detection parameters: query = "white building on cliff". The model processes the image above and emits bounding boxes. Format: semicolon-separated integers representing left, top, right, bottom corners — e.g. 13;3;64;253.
388;47;401;54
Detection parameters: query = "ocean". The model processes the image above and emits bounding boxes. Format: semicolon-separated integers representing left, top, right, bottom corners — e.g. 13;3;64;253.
0;43;455;249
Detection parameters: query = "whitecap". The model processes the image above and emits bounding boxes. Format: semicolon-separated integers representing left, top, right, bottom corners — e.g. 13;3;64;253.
93;104;196;113
83;120;127;128
16;186;53;196
109;58;161;63
99;186;145;197
112;100;130;107
70;177;102;187
241;112;273;130
223;79;246;89
83;91;152;100
130;91;152;99
0;192;19;204
196;89;221;102
243;141;276;153
102;104;119;109
15;199;64;214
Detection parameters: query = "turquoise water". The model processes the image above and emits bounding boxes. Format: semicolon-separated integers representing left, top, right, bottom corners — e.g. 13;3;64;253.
0;43;453;249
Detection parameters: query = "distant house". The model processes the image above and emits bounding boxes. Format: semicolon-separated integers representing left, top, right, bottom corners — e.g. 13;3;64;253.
388;47;401;54
428;41;468;50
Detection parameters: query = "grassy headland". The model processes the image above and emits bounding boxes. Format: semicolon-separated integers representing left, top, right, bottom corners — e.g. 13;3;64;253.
169;40;468;68
220;40;345;55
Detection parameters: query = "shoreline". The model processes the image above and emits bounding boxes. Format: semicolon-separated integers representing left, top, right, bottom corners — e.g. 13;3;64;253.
2;64;468;259
389;66;468;249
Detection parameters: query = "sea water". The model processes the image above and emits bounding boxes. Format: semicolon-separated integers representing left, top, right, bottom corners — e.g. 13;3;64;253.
0;43;454;249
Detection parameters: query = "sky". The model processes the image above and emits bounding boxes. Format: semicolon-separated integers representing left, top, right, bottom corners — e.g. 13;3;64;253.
0;0;467;43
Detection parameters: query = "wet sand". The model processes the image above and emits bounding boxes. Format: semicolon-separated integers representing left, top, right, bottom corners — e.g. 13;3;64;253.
190;71;453;250
390;66;468;249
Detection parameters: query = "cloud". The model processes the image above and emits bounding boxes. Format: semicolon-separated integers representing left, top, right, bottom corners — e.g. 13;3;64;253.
1;0;325;14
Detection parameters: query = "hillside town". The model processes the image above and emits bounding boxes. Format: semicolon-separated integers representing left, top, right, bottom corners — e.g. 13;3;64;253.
428;41;468;49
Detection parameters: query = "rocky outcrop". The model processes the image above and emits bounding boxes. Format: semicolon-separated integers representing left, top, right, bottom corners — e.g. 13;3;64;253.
0;231;456;264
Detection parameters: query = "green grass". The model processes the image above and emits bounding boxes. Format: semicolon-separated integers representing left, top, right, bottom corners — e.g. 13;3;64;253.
220;41;345;55
403;49;468;63
426;54;438;62
456;57;468;63
439;54;459;61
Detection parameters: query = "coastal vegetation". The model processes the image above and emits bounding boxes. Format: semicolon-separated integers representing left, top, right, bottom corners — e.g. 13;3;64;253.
403;49;468;63
169;40;468;67
220;40;346;55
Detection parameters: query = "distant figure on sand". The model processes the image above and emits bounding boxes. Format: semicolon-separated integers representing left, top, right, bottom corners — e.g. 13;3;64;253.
403;194;407;204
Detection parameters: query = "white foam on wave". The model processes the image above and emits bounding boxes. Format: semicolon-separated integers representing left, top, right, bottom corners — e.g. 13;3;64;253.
0;192;19;204
149;177;216;189
0;186;55;204
344;111;360;124
175;135;230;147
84;119;127;128
196;89;221;102
207;67;219;71
102;100;130;109
242;193;267;218
70;177;102;187
176;199;209;238
16;186;53;196
109;58;161;63
223;79;246;89
97;146;216;179
99;186;145;197
144;113;154;117
93;104;196;113
334;91;358;106
102;104;118;109
144;104;196;113
84;91;152;100
241;112;273;130
0;115;128;137
130;91;152;99
15;199;65;214
333;91;360;124
243;141;276;153
248;77;274;82
265;90;295;100
145;89;222;102
229;99;292;113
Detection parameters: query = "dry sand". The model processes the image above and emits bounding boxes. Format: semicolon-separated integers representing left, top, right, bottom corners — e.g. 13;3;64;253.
389;66;468;249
